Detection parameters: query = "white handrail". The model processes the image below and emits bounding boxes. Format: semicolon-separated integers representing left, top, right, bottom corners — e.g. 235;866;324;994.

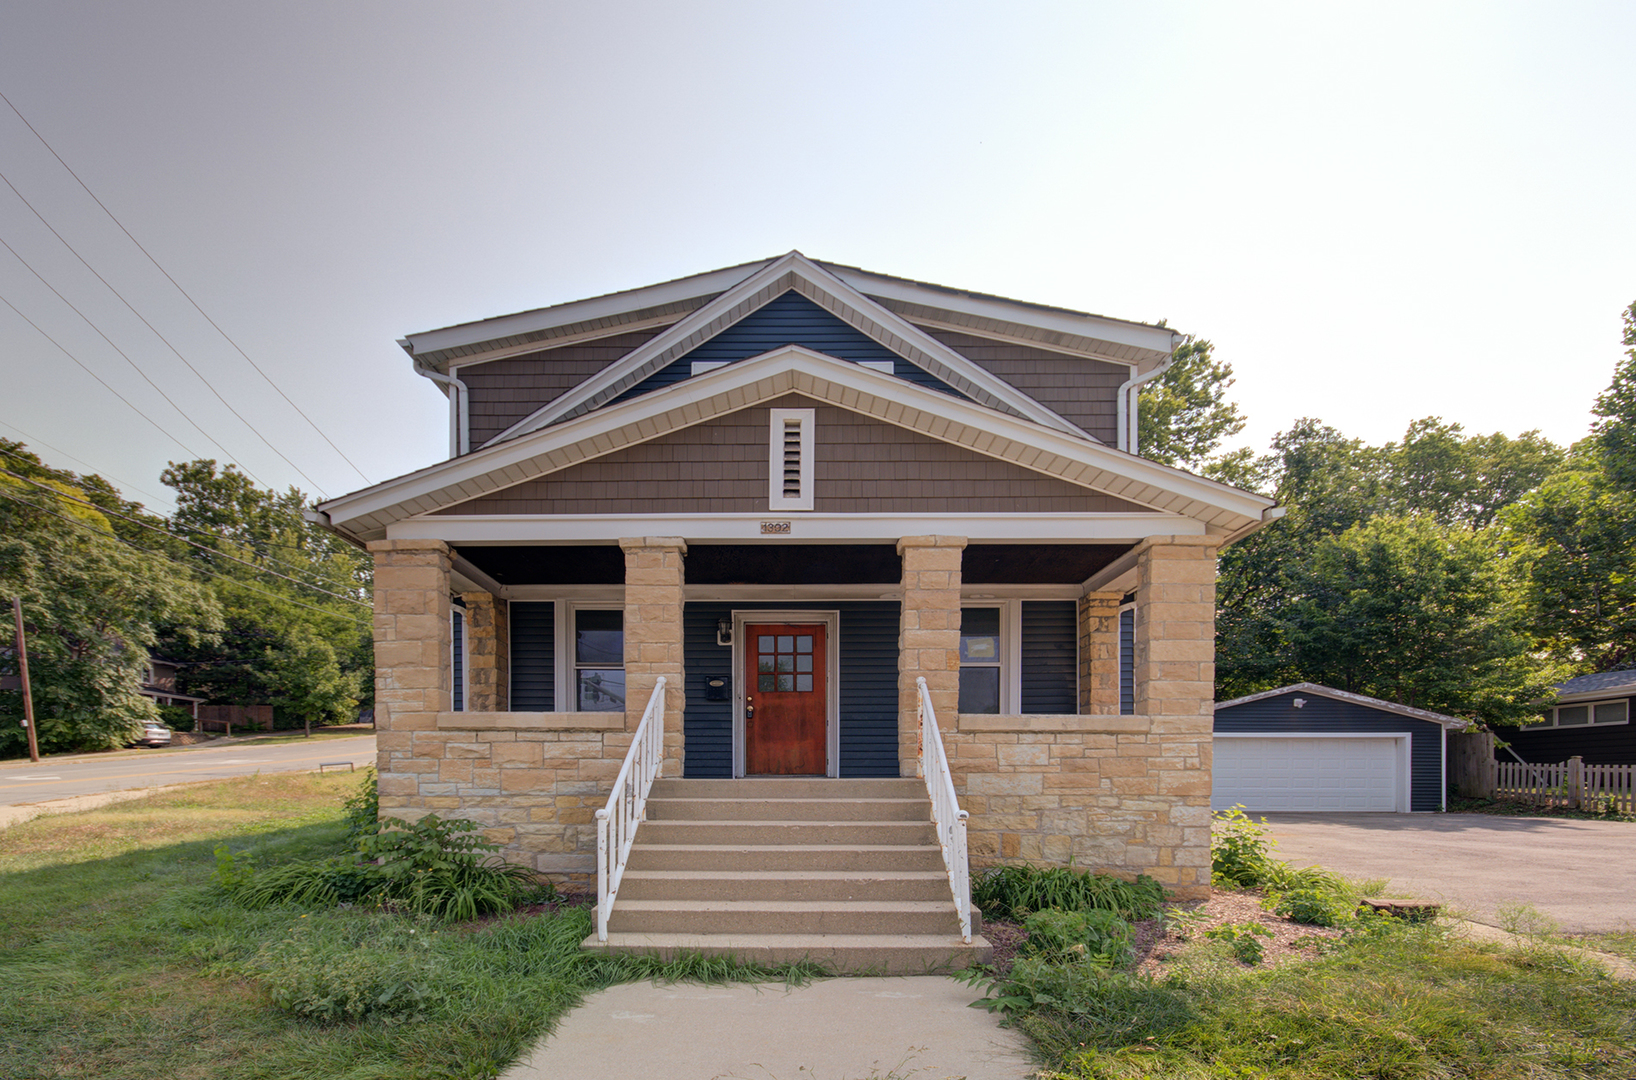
594;675;667;943
916;676;971;942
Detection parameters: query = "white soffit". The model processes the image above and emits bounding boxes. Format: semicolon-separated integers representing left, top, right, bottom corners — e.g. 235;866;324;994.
317;345;1274;542
480;251;1095;448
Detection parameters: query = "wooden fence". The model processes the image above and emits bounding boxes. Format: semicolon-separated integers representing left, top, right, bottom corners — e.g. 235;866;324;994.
1495;756;1635;814
196;705;273;734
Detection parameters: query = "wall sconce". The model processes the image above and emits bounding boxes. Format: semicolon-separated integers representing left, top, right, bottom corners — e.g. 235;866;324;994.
716;615;733;647
1292;697;1307;708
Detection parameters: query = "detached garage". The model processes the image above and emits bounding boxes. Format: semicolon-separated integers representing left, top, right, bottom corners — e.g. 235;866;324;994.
1213;683;1469;813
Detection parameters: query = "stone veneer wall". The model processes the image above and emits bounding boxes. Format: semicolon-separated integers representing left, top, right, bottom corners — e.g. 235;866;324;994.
897;535;965;778
936;537;1218;899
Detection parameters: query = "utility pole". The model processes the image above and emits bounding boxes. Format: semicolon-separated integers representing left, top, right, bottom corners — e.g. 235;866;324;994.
12;597;40;763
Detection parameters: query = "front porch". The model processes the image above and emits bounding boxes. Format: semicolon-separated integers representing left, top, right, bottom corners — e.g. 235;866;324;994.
369;532;1218;899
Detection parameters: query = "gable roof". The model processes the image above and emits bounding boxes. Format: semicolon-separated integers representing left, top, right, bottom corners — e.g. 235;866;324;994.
478;252;1102;448
399;252;1179;379
316;344;1275;543
1555;670;1636;701
1215;682;1471;730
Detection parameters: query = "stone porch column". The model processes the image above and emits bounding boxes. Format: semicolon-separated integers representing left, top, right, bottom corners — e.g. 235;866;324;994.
1132;534;1219;897
1077;590;1123;715
897;535;966;778
367;539;453;815
459;591;509;712
620;537;686;775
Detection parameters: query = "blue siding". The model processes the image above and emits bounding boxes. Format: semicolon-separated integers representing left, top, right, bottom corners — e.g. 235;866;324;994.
682;601;901;778
613;292;967;403
509;602;555;711
1020;601;1077;714
1119;609;1135;715
1500;694;1636;765
1215;691;1449;812
451;609;465;712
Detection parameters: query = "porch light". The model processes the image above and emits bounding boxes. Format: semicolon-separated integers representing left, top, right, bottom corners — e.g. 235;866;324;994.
1293;698;1307;708
716;616;733;647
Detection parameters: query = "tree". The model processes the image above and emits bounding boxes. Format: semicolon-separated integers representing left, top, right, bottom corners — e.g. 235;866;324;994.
1137;336;1247;471
265;625;360;729
0;446;222;753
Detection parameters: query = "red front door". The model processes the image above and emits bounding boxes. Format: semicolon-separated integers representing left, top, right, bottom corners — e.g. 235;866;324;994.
744;623;827;776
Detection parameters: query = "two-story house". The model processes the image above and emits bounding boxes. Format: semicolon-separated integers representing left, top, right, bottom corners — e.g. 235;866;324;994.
313;253;1279;968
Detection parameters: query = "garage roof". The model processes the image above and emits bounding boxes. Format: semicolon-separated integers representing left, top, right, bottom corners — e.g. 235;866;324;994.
1216;683;1470;730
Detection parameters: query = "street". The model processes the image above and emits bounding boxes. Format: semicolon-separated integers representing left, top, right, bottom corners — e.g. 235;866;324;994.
0;736;377;807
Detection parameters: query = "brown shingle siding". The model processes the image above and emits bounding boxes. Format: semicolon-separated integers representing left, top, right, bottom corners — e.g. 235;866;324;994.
434;394;1155;516
914;328;1126;444
458;329;666;447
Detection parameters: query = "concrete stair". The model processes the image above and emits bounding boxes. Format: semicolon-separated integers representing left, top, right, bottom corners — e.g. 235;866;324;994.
581;777;991;973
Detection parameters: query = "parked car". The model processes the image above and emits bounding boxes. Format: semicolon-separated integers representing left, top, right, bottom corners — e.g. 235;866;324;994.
132;722;172;748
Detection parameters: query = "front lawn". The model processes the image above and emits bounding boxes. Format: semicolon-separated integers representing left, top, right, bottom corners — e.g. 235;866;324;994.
0;773;806;1080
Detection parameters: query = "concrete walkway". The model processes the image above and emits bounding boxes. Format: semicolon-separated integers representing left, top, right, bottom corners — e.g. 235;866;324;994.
502;976;1034;1080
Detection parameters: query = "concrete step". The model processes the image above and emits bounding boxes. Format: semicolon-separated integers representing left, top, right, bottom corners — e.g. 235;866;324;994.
649;778;925;799
635;819;937;846
645;796;931;822
626;843;947;872
581;931;993;974
617;869;953;902
607;899;963;937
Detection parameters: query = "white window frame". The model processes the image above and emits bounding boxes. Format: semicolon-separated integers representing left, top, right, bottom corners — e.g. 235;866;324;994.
958;601;1022;714
1549;698;1630;727
768;407;816;511
556;600;628;713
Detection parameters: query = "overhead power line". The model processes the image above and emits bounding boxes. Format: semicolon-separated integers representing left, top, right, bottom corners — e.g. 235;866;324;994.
0;286;207;462
0;89;373;487
0;485;369;627
0;465;370;609
0;422;175;508
0;167;325;496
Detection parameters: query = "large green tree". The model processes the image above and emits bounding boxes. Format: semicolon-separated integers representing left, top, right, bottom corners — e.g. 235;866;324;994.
156;461;372;725
0;446;223;753
1137;335;1247;471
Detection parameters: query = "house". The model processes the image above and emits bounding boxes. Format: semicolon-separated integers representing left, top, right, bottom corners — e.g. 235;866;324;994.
312;253;1280;965
1502;671;1635;765
1213;683;1468;813
138;658;206;719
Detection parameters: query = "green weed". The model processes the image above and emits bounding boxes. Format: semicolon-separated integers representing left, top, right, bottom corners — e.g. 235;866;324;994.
972;864;1167;922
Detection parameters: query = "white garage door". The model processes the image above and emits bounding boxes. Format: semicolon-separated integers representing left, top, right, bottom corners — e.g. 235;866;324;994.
1213;736;1404;812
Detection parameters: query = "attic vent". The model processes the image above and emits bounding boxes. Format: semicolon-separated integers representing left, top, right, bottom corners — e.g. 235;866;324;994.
768;408;815;512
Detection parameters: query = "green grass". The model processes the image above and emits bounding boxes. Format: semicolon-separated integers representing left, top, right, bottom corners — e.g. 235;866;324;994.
0;773;821;1080
1567;932;1636;964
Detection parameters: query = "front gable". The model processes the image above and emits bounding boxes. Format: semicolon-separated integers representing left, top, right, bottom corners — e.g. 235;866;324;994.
433;393;1151;517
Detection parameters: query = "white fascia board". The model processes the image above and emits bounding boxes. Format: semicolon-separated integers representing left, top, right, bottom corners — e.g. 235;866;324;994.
1555;685;1636;703
401;261;773;359
485;251;1092;446
1214;682;1471;730
443;313;686;370
386;512;1203;545
825;266;1179;361
319;345;1273;534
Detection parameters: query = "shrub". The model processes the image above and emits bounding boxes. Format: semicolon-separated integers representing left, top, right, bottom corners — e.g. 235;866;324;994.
250;929;434;1023
1269;886;1354;927
1021;908;1134;967
1212;806;1342;892
1204;921;1273;964
973;865;1167;922
341;766;379;842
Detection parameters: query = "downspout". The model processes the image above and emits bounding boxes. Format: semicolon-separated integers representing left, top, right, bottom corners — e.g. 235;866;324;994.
1115;329;1183;455
403;340;469;457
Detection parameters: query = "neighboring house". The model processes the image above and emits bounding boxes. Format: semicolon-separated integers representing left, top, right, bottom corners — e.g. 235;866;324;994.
1503;671;1635;765
138;658;206;719
1213;683;1468;813
312;252;1280;962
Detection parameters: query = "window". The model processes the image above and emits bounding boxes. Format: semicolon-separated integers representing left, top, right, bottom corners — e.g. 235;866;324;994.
768;408;815;511
1549;699;1629;727
574;609;625;712
959;607;1002;714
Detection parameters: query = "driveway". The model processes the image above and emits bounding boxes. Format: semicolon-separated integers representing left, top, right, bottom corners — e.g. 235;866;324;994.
1259;812;1636;933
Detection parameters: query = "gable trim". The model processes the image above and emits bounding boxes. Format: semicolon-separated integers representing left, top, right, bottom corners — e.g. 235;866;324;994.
481;252;1097;448
317;345;1275;542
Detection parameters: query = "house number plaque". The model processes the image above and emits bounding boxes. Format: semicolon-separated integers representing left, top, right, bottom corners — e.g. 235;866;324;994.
760;521;791;535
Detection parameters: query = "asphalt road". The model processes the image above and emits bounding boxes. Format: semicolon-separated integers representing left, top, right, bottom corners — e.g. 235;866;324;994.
0;736;377;806
1260;812;1636;933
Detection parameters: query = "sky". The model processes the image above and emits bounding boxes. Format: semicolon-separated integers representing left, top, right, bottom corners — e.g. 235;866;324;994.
1;1;1632;513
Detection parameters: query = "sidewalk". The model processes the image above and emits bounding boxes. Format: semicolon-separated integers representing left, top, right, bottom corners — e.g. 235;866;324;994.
502;976;1034;1080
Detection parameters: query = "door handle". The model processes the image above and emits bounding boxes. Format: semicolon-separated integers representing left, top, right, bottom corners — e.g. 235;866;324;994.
745;696;755;721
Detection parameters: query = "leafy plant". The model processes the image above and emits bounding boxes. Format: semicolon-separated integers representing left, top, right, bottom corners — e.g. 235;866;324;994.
341;766;379;841
1205;921;1273;964
1213;807;1343;892
1021;909;1134;967
1268;887;1354;927
972;865;1167;922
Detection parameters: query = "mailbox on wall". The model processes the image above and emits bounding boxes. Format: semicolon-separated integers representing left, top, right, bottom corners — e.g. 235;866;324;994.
703;675;730;702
